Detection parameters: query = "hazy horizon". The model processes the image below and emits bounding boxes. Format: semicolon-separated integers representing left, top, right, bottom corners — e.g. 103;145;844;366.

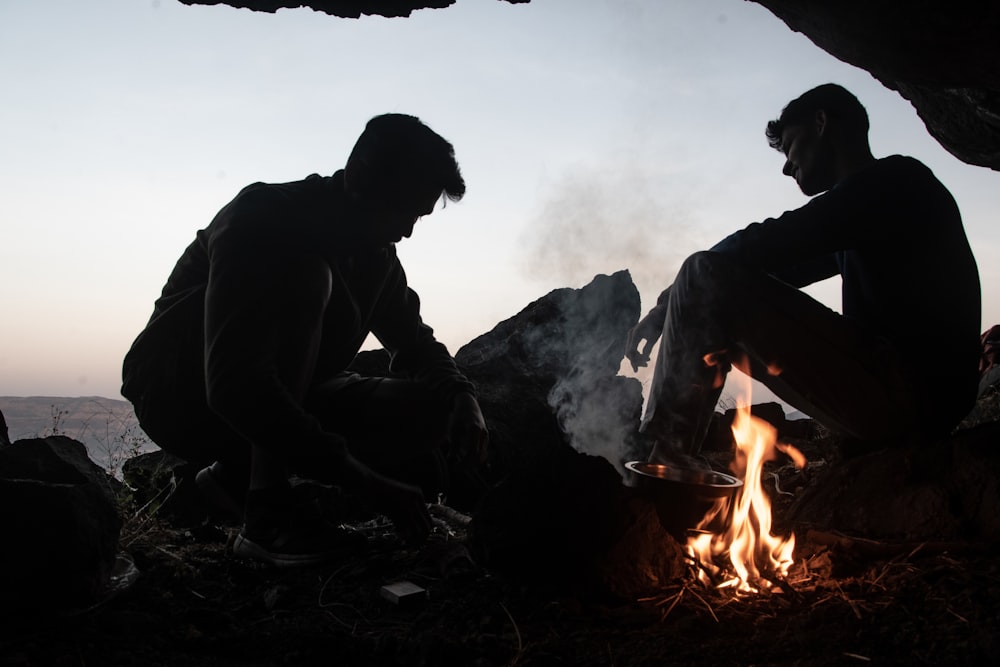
2;0;997;400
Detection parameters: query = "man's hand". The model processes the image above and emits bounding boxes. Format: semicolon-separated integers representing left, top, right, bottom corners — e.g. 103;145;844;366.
447;392;489;468
341;453;432;545
625;305;667;372
374;476;433;545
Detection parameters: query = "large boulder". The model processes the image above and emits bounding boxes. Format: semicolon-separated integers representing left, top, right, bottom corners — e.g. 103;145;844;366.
0;436;122;612
350;270;645;483
450;270;689;595
456;269;644;479
468;444;687;599
0;407;10;447
754;0;1000;170
788;394;1000;543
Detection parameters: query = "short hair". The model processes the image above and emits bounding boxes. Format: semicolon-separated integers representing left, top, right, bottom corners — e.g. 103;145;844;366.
348;113;465;202
765;84;870;151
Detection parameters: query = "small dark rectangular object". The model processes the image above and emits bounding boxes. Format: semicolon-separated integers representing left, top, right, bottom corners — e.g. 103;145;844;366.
380;581;427;606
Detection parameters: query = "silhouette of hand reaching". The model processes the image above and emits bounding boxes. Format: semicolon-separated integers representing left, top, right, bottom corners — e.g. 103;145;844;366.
625;304;667;372
341;453;432;545
372;476;432;545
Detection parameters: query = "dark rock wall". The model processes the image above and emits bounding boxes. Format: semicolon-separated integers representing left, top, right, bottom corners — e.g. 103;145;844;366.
179;0;525;19
755;0;1000;171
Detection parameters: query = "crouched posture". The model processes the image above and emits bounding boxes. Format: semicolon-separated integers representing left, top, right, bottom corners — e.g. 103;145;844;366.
123;114;489;566
626;84;981;461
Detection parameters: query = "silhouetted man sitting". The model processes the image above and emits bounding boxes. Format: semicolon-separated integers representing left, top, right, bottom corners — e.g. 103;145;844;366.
625;84;981;462
123;114;489;566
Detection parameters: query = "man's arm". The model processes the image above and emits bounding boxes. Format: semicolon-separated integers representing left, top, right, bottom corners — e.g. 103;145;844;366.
707;158;907;277
370;256;488;465
624;286;670;372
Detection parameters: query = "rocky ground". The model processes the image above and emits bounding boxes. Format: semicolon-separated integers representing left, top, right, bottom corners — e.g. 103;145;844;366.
3;401;1000;667
2;511;999;666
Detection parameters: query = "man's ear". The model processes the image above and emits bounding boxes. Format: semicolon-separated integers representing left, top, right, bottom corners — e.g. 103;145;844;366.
814;109;829;137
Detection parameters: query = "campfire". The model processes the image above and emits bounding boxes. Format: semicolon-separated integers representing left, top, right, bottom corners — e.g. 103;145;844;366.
687;391;806;594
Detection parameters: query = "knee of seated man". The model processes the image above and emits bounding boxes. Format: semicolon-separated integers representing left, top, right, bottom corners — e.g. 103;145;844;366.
677;251;741;290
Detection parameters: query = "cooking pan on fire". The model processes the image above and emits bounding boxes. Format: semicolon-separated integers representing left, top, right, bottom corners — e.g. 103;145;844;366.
624;461;743;539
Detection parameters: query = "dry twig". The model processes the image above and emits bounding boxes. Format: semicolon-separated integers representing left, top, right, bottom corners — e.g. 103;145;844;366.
686;587;720;623
499;602;524;666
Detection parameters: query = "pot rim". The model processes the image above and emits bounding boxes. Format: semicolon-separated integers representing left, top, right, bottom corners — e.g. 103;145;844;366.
624;460;743;490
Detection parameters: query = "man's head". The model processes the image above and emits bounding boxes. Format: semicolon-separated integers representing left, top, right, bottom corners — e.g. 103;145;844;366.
765;84;871;196
345;113;465;245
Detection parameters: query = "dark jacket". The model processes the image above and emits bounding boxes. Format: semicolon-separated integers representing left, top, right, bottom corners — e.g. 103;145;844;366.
709;155;981;433
122;171;474;463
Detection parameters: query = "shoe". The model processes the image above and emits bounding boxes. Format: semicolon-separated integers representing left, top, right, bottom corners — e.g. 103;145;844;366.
232;486;366;568
195;462;246;522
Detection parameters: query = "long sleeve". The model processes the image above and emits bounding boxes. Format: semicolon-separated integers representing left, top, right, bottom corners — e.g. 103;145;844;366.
368;253;476;404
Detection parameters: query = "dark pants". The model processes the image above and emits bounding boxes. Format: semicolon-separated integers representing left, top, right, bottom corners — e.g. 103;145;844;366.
132;371;450;492
641;251;918;454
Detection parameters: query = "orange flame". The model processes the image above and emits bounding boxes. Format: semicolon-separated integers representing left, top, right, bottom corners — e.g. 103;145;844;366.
687;400;803;593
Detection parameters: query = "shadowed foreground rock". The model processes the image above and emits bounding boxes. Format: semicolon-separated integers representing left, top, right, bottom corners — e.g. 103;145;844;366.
351;270;672;595
351;269;645;481
0;436;122;612
789;417;1000;542
0;407;10;446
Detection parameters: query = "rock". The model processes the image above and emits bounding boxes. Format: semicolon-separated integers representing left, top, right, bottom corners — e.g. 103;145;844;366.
598;497;687;600
943;421;1000;541
787;420;1000;542
456;270;643;479
353;267;646;480
982;367;1000;397
179;0;462;19
0;407;9;447
122;449;206;526
0;436;122;612
754;0;1000;170
457;270;639;382
468;444;687;599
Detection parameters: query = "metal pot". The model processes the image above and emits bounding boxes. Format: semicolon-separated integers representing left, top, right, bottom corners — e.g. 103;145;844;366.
624;461;743;539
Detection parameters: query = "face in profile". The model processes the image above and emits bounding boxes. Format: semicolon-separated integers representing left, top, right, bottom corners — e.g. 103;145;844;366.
356;186;441;247
780;122;836;196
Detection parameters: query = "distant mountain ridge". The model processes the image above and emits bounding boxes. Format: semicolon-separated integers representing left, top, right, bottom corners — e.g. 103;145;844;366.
0;396;154;474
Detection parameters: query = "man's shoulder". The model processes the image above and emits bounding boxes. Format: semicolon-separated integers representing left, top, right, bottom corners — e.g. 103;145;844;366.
231;173;337;207
215;173;341;227
878;154;922;166
841;155;940;195
205;173;344;250
873;154;933;177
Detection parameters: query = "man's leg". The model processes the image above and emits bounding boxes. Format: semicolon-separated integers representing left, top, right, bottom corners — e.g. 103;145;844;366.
641;253;731;458
641;251;918;456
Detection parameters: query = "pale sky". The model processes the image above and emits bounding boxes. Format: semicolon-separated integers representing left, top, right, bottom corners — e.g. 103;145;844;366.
1;0;997;400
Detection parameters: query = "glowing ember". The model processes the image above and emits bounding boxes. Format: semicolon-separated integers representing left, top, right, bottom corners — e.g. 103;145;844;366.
687;399;805;593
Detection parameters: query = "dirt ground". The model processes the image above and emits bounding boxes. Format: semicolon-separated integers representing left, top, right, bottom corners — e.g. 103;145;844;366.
3;500;1000;664
3;405;1000;666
